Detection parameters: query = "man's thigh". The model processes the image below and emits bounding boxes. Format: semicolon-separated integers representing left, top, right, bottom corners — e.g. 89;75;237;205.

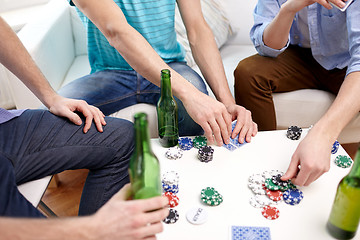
58;70;139;115
0;109;133;184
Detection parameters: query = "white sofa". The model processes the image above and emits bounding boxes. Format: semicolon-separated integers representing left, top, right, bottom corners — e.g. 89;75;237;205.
6;0;360;143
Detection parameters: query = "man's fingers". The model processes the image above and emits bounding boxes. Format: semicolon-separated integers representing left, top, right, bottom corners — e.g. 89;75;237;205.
281;155;300;181
137;196;169;212
201;122;214;145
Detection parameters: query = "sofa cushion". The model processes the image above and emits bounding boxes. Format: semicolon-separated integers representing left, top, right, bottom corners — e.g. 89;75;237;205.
175;0;233;67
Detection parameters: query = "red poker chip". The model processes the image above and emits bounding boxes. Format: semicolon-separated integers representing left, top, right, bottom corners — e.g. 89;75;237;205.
265;189;283;201
261;205;280;220
163;192;179;208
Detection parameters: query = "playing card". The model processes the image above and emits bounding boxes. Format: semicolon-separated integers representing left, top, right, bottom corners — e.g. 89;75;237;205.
231;226;271;240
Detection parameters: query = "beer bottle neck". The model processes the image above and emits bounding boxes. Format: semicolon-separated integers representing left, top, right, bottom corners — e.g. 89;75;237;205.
348;148;360;178
160;70;172;98
134;114;152;154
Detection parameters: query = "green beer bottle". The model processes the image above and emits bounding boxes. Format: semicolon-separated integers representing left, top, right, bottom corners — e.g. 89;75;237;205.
157;69;179;147
128;112;162;199
326;147;360;239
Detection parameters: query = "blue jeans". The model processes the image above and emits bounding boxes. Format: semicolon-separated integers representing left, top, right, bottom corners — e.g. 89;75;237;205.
58;62;207;136
0;110;134;217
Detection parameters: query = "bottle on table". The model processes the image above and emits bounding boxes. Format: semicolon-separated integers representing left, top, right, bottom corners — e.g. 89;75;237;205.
326;147;360;239
157;69;179;148
128;112;162;199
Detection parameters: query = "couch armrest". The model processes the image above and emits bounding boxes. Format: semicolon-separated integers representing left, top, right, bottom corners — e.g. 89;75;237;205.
6;0;76;109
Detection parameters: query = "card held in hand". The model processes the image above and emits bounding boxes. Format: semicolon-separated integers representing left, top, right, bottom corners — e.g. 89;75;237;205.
231;226;271;240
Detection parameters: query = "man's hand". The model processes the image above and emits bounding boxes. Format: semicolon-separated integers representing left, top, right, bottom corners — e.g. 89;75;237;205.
48;95;106;133
227;104;258;144
281;127;333;186
182;92;232;146
91;184;169;240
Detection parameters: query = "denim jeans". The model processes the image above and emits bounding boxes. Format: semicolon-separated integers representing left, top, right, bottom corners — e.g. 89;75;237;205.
0;110;134;217
58;62;207;136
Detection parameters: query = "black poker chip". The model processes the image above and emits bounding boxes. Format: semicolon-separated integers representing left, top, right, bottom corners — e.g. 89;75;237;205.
198;146;214;163
286;126;302;140
163;209;179;224
271;174;288;188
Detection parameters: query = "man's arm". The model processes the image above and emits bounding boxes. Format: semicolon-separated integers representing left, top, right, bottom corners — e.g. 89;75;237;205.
283;72;360;186
0;184;169;240
71;0;257;145
0;17;105;133
177;0;257;143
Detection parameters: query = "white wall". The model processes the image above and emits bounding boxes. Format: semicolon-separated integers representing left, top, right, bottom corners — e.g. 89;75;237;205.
0;0;49;13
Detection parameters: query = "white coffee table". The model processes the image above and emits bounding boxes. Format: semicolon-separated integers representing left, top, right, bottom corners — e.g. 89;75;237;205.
151;129;359;240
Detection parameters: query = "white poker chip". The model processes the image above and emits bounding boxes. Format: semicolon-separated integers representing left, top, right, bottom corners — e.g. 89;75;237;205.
249;173;265;184
269;170;284;177
165;146;183;160
162;171;179;185
248;182;266;195
249;196;264;208
186;207;208;225
255;194;278;206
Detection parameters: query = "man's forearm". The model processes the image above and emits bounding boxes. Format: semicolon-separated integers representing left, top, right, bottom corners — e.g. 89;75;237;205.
315;71;360;140
0;17;57;108
188;21;235;106
0;217;93;240
263;3;296;50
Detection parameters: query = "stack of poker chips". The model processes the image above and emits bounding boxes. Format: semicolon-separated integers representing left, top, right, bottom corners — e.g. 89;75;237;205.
165;146;183;160
162;171;179;194
331;140;340;154
178;137;193;151
193;136;207;149
163;192;179;208
197;146;214;163
282;188;304;205
248;170;304;220
286;125;302;140
200;187;223;206
163;209;180;224
334;155;353;168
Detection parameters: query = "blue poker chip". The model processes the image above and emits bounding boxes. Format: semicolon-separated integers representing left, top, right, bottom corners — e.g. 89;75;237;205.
178;137;193;150
331;140;340;154
162;182;179;194
283;188;303;205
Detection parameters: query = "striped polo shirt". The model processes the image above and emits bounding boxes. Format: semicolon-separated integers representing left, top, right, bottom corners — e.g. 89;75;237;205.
71;0;186;73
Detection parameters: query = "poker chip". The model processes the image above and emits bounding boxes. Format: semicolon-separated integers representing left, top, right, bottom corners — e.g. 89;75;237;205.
162;171;179;185
261;205;280;220
163;192;179;208
283;188;304;205
201;187;223;206
186;207;208;225
286;126;302;140
265;178;280;191
165;146;183;160
265;189;283;202
249;196;263;208
254;194;278;206
331;140;340;154
198;146;214;163
248;182;266;195
249;173;265;185
334;155;353;168
162;182;179;194
193;136;207;149
163;209;179;224
178;137;193;151
271;174;289;188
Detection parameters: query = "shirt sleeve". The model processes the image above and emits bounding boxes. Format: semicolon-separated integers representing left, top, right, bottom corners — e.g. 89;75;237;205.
250;0;290;57
346;0;360;76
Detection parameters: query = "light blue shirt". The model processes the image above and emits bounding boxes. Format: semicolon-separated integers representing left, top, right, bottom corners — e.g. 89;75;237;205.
0;108;25;124
70;0;186;73
250;0;360;76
